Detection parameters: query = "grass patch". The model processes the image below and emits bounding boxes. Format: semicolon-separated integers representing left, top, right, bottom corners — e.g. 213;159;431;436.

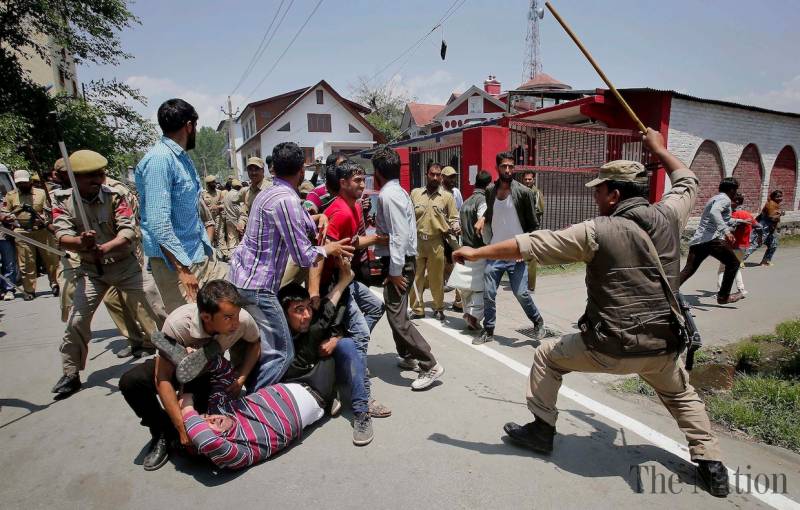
707;375;800;452
780;234;800;247
537;262;584;277
750;333;777;343
614;376;655;397
734;342;762;372
693;349;711;364
776;319;800;348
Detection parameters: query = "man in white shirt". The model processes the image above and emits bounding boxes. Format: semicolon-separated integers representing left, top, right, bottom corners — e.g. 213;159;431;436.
474;152;544;345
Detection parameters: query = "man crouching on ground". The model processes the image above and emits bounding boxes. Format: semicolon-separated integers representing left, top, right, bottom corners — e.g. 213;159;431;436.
120;280;261;471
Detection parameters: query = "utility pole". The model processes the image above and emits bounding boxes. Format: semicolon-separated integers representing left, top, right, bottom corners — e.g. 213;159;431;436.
221;96;240;179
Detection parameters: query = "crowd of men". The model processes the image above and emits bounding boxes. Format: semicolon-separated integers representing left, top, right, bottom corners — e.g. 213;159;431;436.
0;96;790;498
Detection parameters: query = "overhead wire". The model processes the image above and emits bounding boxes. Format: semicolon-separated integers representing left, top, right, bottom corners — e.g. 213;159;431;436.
362;0;466;88
239;0;468;156
240;0;325;108
230;0;290;96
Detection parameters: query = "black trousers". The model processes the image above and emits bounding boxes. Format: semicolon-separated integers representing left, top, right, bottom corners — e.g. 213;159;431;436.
679;239;740;299
380;256;436;370
119;358;211;440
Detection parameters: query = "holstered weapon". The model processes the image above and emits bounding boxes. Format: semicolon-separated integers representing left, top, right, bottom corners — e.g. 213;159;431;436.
677;292;702;371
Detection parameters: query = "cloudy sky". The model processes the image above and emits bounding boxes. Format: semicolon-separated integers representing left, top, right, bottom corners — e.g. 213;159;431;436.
78;0;800;127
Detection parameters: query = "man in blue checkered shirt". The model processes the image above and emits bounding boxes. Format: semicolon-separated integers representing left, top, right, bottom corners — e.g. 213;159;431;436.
135;99;228;313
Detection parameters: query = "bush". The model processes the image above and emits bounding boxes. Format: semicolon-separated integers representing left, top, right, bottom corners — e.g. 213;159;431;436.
707;375;800;452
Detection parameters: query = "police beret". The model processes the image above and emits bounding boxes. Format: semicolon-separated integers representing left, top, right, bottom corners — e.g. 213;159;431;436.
246;157;265;169
585;160;646;188
68;150;108;173
54;158;65;172
230;179;242;187
441;166;457;176
204;175;217;183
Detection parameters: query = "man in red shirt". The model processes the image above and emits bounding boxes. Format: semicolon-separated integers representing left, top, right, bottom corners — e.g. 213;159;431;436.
309;161;391;418
717;193;754;295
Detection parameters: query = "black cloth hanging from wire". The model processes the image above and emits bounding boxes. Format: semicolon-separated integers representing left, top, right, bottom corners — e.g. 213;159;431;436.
440;40;447;60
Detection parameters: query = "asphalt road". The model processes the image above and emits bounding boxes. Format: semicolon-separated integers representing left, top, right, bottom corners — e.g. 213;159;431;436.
1;245;799;509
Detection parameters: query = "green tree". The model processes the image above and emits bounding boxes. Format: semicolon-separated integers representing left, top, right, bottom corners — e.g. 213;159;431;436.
351;76;413;143
189;127;230;180
0;1;152;173
53;90;156;178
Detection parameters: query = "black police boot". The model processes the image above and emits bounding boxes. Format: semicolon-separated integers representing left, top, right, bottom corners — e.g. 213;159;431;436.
696;460;730;498
51;374;81;397
143;433;169;471
503;418;555;454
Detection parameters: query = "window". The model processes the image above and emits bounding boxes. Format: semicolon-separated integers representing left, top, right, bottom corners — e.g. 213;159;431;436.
301;147;315;164
242;114;256;140
307;113;332;132
348;123;360;133
278;122;290;132
468;95;482;114
316;89;324;104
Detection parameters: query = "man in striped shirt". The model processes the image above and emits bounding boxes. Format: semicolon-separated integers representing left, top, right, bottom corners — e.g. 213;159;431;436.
228;142;354;391
180;356;323;470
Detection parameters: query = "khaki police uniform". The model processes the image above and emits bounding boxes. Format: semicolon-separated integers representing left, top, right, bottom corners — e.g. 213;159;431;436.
511;162;721;462
409;186;458;315
220;183;243;257
56;177;166;346
237;157;271;232
1;181;58;294
52;151;163;375
201;176;226;247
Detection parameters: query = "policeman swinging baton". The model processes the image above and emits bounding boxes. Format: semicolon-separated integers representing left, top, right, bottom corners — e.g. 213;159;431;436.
545;1;702;369
49;111;104;276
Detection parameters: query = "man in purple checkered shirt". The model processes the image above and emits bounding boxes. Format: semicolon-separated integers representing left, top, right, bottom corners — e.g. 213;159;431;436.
229;142;354;390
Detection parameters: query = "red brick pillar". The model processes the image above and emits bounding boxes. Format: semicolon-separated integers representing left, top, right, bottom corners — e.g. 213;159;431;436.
461;126;509;198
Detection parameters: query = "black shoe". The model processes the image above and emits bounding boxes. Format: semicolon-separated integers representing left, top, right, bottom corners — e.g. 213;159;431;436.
434;310;445;322
116;345;135;358
696;460;729;497
51;373;81;396
452;302;463;312
473;329;494;345
503;419;555;454
51;284;60;297
23;293;34;301
411;312;425;320
143;434;169;471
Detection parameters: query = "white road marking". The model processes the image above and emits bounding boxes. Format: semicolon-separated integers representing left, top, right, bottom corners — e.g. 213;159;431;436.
369;287;799;509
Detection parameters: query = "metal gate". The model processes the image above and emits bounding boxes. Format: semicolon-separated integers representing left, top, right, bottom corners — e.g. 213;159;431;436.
409;145;462;190
508;120;656;230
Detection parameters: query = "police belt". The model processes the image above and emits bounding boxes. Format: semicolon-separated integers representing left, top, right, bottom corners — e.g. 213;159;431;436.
417;232;444;242
78;253;136;266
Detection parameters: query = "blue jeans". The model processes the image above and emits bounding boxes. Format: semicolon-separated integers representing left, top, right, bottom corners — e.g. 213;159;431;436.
344;281;385;397
483;259;542;332
0;239;17;293
744;220;779;263
237;288;294;391
332;337;369;414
